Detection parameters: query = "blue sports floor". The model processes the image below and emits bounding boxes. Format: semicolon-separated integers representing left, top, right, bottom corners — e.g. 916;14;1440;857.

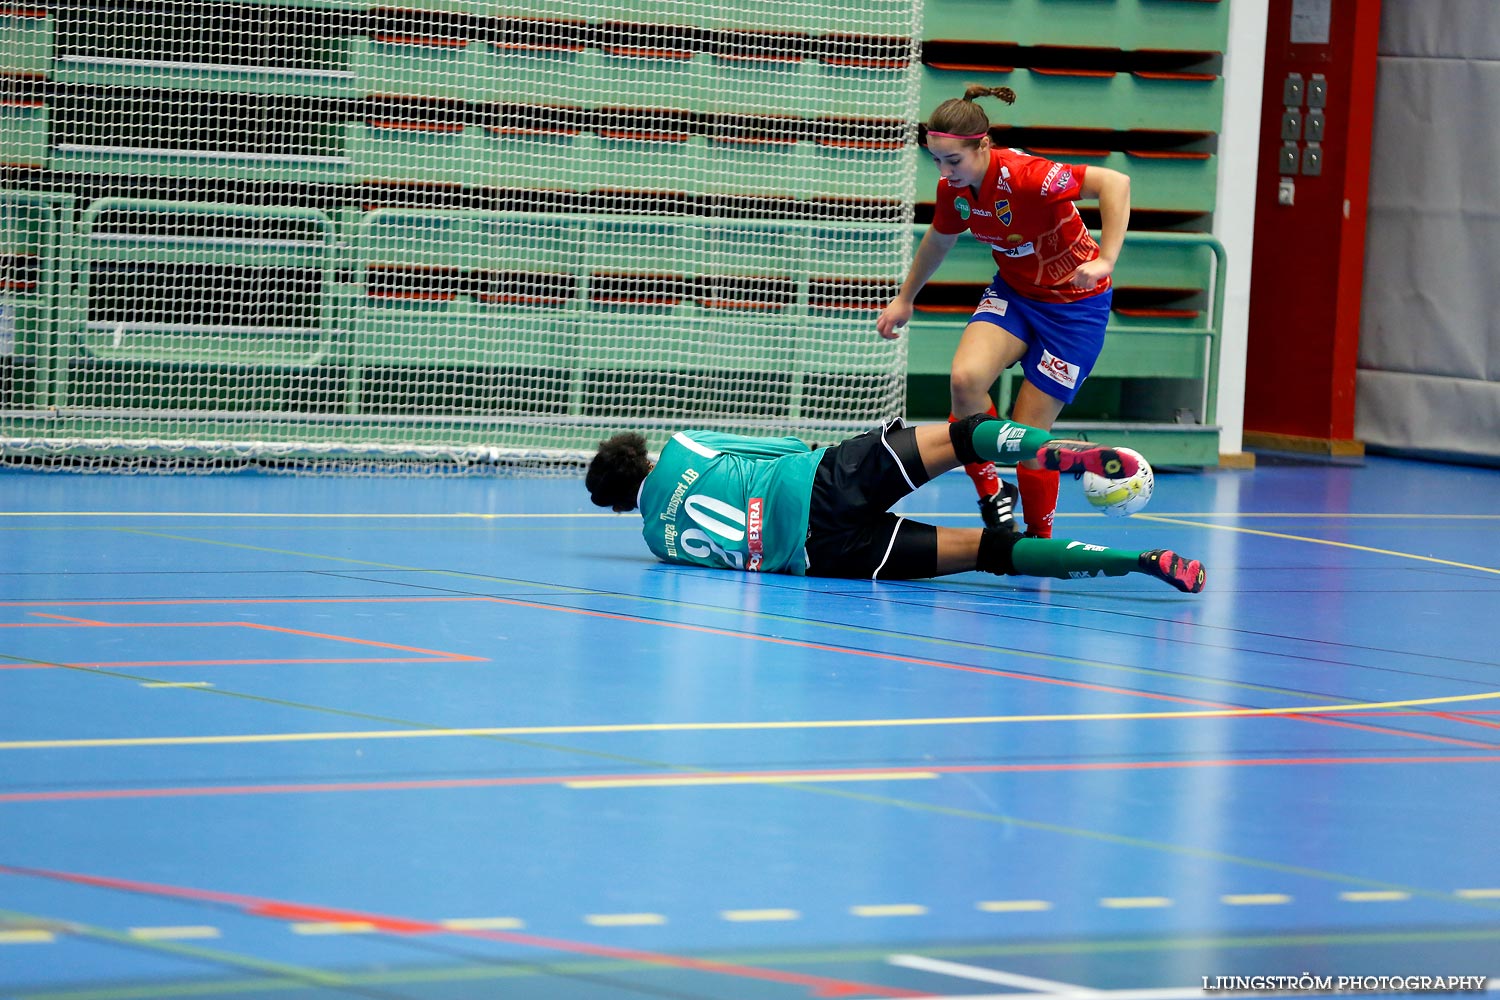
2;450;1498;1000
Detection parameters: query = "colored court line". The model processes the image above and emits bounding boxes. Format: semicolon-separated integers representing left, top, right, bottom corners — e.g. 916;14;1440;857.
0;906;357;990
723;909;801;922
564;771;937;789
976;900;1052;913
0;618;482;669
888;954;1092;995
12;925;1500;1000
228;593;1500;750
7;578;1486;714
9;590;1492;752
851;905;927;918
7;692;1498;753
5;754;1498;804
0;865;925;999
1137;513;1500;575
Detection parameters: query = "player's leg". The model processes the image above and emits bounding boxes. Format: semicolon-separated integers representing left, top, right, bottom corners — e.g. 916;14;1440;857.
1011;381;1065;538
1005;287;1111;537
949;306;1029;528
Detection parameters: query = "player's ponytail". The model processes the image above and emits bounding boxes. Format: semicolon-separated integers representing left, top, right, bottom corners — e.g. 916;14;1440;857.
926;86;1016;144
586;432;652;512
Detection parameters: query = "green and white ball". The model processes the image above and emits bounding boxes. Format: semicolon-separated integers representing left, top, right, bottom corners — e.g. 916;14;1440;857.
1082;447;1154;517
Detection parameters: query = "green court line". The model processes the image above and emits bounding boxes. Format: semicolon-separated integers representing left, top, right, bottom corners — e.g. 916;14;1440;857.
0;909;355;995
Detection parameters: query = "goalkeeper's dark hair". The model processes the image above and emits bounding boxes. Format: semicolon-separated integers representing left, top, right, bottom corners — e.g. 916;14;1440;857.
586;432;651;512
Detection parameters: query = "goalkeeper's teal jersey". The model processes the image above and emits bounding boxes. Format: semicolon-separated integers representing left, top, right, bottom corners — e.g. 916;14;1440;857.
638;431;828;576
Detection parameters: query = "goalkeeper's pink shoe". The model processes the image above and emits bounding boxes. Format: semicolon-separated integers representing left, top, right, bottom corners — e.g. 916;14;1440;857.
1139;549;1206;594
1035;440;1139;478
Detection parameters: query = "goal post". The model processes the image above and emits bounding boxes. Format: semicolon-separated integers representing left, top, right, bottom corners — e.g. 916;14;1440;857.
0;1;924;473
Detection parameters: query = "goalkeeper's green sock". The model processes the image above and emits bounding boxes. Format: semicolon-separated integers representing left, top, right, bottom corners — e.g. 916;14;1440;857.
1005;539;1207;593
964;418;1137;478
1010;537;1140;581
968;419;1053;465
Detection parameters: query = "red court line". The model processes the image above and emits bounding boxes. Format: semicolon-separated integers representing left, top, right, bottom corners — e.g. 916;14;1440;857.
0;597;493;608
1430;712;1500;732
7;754;1500;804
475;596;1500;751
0;619;482;669
41;658;469;669
0;865;923;999
5;597;1492;749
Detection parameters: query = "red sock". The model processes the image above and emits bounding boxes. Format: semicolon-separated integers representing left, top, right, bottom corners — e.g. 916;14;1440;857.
1016;464;1059;538
949;405;1000;498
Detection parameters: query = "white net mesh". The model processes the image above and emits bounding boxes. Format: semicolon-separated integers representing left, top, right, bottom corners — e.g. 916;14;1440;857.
1;1;923;473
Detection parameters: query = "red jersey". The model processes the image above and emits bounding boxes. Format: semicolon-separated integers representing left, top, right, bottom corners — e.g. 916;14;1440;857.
931;147;1107;304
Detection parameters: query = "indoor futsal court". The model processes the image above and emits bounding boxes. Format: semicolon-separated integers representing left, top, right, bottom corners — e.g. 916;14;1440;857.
3;453;1498;1000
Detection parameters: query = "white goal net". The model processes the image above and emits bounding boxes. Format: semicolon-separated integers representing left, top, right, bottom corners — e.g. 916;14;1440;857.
0;1;923;473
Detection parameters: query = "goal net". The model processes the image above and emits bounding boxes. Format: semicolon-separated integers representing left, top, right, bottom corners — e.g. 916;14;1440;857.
0;1;923;473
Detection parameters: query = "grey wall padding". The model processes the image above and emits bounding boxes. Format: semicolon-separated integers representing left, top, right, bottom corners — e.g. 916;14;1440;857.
1358;0;1500;461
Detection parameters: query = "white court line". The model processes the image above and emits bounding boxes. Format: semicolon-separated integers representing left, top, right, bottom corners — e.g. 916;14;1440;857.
889;954;1101;994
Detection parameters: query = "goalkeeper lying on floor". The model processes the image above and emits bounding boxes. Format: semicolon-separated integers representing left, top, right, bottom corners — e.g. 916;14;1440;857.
584;415;1205;593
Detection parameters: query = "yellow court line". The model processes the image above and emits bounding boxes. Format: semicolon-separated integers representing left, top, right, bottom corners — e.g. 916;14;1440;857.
564;772;936;789
585;913;665;927
291;922;378;935
1457;889;1500;899
0;929;55;944
128;925;222;940
1341;891;1411;902
976;900;1052;912
1138;514;1500;575
6;690;1498;751
721;909;801;922
1101;897;1173;909
850;905;927;918
441;917;525;931
1221;894;1292;906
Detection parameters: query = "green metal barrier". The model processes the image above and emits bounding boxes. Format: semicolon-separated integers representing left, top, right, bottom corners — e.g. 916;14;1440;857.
920;66;1224;133
905;230;1225;437
73;198;339;369
1;191;76;411
352;209;909;420
922;0;1229;51
916;149;1218;215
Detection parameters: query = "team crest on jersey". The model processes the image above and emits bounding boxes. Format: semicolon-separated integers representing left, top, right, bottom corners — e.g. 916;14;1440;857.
995;200;1012;226
954;196;971;220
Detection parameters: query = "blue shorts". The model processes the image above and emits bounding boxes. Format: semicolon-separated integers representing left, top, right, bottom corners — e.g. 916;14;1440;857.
969;273;1111;404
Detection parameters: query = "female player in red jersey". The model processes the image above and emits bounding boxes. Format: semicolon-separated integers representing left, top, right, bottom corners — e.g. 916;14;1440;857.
876;85;1132;538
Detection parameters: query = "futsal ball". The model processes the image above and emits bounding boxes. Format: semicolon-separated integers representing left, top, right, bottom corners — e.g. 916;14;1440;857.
1081;447;1154;517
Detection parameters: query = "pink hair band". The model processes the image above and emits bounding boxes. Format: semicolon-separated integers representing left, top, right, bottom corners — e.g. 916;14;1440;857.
926;129;988;140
